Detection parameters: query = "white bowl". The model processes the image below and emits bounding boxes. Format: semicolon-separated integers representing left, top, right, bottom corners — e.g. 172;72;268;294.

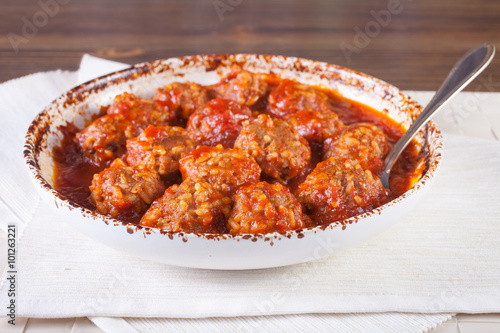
24;54;443;270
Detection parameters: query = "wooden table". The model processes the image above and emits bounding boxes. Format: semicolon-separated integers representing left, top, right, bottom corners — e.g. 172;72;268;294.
1;0;499;91
1;1;499;332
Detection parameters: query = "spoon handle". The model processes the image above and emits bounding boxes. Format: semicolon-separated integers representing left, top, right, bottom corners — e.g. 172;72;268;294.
381;43;496;188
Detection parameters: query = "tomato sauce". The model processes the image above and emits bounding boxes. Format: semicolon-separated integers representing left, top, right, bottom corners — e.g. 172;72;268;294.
53;73;425;228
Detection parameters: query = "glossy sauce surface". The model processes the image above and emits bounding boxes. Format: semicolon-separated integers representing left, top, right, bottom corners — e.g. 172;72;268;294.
53;74;424;226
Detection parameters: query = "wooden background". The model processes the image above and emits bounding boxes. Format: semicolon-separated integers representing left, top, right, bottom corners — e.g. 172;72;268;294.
1;0;499;91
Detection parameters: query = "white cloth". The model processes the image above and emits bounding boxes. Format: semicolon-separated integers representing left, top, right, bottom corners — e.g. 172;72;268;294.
0;70;77;233
77;54;131;84
90;313;453;333
1;55;500;332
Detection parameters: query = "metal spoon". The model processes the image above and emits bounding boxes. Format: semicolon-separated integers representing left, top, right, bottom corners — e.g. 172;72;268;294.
381;43;496;189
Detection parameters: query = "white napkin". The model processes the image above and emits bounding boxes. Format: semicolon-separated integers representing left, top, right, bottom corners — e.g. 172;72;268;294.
0;70;77;233
90;313;453;333
77;54;131;84
1;55;500;332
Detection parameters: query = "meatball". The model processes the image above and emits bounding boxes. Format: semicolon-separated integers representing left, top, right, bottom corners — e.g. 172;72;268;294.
140;180;232;234
186;98;254;148
267;79;332;119
284;109;344;144
296;158;388;226
89;158;165;217
210;67;268;107
323;123;391;175
179;145;261;196
227;182;308;234
234;114;311;182
76;114;137;165
107;92;152;115
126;125;196;177
77;93;181;165
107;92;176;126
154;82;210;121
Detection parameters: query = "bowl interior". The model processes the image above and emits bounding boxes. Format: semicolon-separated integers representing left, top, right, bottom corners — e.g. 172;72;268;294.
25;54;441;236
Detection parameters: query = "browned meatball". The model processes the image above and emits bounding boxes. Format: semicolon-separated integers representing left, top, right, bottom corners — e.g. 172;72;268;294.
186;98;254;148
179;145;261;196
210;67;269;107
267;79;332;119
77;93;179;165
140;180;232;233
126;125;196;177
107;92;151;114
107;92;176;126
234;114;311;182
284;109;344;144
76;114;137;165
154;82;210;121
323;123;391;175
227;182;308;234
296;158;388;226
89;158;165;218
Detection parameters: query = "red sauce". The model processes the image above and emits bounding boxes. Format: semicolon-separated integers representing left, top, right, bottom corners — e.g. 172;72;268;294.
53;123;100;211
53;73;425;228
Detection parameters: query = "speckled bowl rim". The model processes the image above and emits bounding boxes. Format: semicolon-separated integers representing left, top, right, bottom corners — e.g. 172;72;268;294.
24;54;443;241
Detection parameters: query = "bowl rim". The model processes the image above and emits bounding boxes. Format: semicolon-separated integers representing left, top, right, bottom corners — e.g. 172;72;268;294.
23;53;443;241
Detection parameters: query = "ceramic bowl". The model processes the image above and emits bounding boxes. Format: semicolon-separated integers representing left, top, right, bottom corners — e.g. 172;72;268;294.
24;54;443;270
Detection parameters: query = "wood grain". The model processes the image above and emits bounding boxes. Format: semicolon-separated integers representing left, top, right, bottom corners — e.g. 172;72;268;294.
1;0;499;91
